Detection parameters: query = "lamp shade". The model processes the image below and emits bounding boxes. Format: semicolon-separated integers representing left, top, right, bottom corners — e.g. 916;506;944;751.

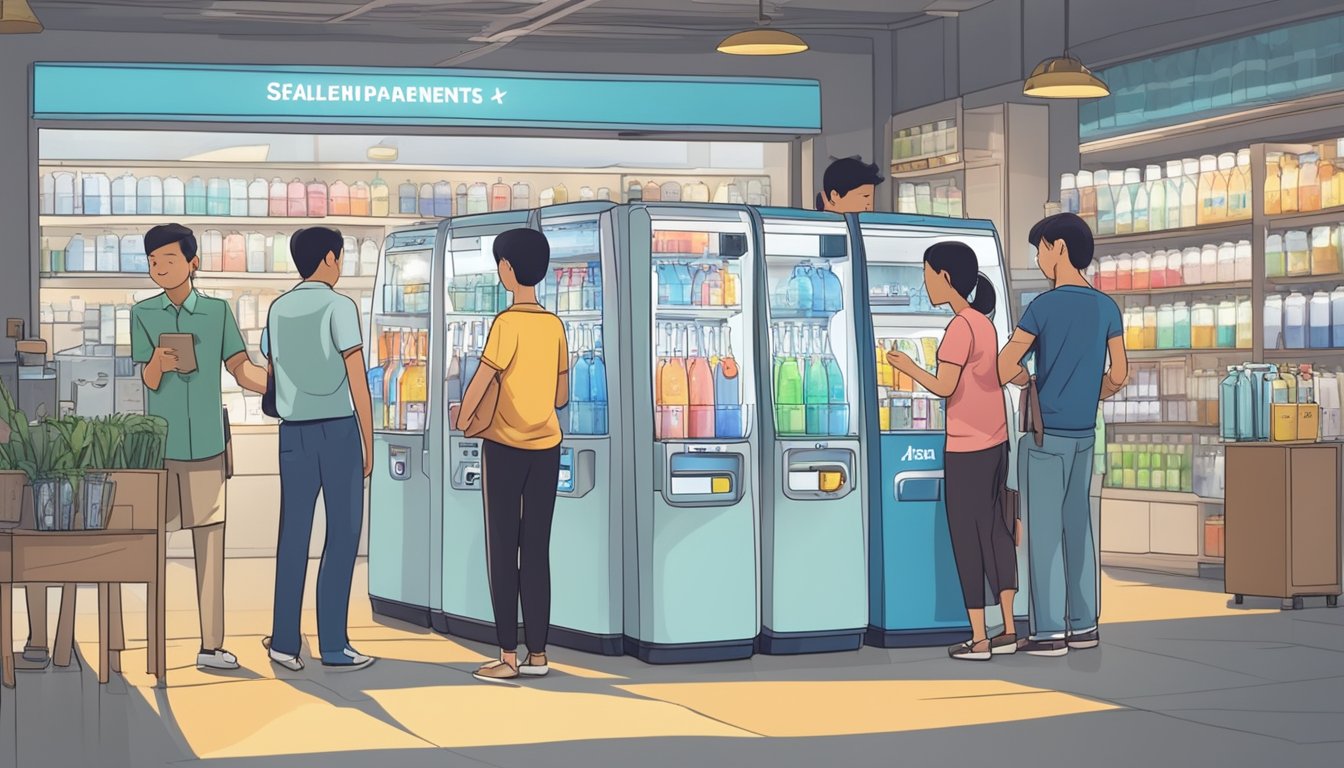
1024;56;1109;98
717;28;808;56
0;0;42;33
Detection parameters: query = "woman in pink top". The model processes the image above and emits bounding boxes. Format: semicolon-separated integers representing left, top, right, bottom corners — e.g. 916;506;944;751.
887;241;1017;662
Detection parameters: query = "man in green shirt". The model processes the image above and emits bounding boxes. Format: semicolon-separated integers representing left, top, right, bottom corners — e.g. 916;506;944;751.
130;224;267;671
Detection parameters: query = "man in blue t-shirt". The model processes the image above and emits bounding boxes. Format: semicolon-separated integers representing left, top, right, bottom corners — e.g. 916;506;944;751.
998;213;1128;657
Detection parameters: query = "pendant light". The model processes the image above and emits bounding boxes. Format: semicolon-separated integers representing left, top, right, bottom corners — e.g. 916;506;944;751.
717;0;807;56
0;0;42;33
1023;0;1107;98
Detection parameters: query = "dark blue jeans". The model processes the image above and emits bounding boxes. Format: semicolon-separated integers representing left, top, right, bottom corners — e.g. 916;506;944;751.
270;415;364;663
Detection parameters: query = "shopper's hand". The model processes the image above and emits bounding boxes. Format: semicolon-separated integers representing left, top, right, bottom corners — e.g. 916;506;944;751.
363;444;374;479
886;350;915;373
152;346;181;373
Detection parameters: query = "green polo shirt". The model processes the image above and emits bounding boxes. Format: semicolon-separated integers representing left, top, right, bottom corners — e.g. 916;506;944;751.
131;289;246;461
261;281;363;422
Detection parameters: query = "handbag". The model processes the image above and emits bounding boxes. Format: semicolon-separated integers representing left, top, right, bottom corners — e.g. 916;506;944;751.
461;370;501;439
1018;374;1045;448
261;315;279;419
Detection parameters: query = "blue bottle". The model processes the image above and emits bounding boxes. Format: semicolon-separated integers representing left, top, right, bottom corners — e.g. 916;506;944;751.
714;327;743;438
433;181;453;217
119;234;147;273
820;263;844;313
185;177;207;216
691;265;708;307
398;182;417;215
368;366;385;429
588;261;603;312
81;173;110;216
673;262;693;305
788;265;814;316
206;178;230;216
1235;367;1254;441
590;327;608;434
824;331;848;435
419;184;434;217
656;264;673;306
808;264;826;314
571;334;592;435
66;234;86;272
1219;367;1240;441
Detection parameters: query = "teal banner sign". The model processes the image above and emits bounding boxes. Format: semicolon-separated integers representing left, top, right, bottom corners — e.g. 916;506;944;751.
33;62;821;134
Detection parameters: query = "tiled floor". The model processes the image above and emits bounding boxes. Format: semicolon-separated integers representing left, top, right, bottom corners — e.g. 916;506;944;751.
2;561;1341;767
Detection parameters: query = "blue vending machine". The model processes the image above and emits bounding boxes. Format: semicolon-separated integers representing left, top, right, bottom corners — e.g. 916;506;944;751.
854;213;1029;647
751;208;867;654
538;201;626;654
368;224;444;627
618;203;762;663
435;210;535;643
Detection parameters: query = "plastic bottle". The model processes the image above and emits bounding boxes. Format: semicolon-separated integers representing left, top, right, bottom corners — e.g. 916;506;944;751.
1284;292;1308;348
1312;226;1340;275
1165;160;1184;230
40;173;54;215
1157;303;1175;349
1142;304;1158;350
512;181;530;210
229;178;248;217
1311;291;1332;348
1220;366;1241;440
112;173;138;215
1264;152;1283;215
1170;301;1190;349
65;233;86;272
1234;239;1252;282
270;232;291;273
1264;294;1284;350
1265;233;1286;278
1191;302;1216;348
1280;152;1300;213
1145;164;1166;231
1300;152;1322;212
81;172;111;216
1215;300;1236;348
247;178;269;217
1230;149;1252;220
1322;155;1339;211
1179;246;1199;285
491;178;511;211
1197;154;1219;225
398;181;417;215
329;180;351;217
369;177;390;218
1060;173;1079;214
1181;158;1200;228
222;232;246;273
287;179;307;217
1333;287;1344;348
1200;244;1218;285
1286;229;1310;276
1094;170;1115;235
95;232;119;272
1098;256;1117;292
1236;367;1255;440
1124;307;1144;350
1132;251;1151;291
119;234;147;273
200;229;223;273
1133;167;1150;232
1216;242;1236;284
1115;253;1133;291
1216;153;1236;222
359;239;378;277
268;178;287;217
1150;250;1168;289
1116;168;1137;234
306;180;328;218
468;182;489;214
1077;170;1097;231
246;232;266;273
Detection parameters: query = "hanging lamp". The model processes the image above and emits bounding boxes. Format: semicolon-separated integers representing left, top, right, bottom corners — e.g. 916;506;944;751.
1023;0;1107;98
0;0;42;33
717;0;807;56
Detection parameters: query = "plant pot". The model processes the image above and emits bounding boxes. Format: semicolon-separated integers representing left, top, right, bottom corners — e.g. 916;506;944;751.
31;477;75;531
0;470;24;529
79;472;117;531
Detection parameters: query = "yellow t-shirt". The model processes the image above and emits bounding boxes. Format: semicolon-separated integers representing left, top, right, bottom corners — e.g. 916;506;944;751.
479;303;568;450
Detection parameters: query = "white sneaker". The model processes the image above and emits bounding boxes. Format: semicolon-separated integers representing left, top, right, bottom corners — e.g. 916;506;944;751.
322;646;376;672
196;648;240;670
263;636;304;671
519;655;550;677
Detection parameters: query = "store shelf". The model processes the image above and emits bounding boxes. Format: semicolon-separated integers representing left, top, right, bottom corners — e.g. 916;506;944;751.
1266;206;1344;230
38;272;373;290
1102;487;1224;505
1093;221;1252;248
374;313;431;328
40;215;405;229
39;161;776;177
1262;348;1344;360
1107;281;1252;297
654;306;743;321
887;158;1000;180
1127;348;1250;359
868;313;953;328
1266;273;1344;288
1107;421;1220;433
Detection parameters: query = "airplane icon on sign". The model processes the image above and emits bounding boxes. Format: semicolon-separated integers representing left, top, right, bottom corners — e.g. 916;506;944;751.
491;88;507;104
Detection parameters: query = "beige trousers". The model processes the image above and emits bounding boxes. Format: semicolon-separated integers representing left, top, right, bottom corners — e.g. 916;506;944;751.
165;454;228;651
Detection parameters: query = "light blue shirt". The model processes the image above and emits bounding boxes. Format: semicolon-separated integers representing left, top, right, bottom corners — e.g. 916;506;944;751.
261;281;363;422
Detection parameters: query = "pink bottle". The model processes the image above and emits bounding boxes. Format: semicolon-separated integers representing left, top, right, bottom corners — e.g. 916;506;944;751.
268;178;287;217
307;180;328;218
328;180;350;216
287;179;307;217
687;326;716;438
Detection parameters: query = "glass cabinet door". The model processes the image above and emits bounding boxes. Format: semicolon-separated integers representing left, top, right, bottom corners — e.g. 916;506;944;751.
648;207;756;442
541;213;608;436
370;227;436;432
760;213;858;438
859;221;1007;434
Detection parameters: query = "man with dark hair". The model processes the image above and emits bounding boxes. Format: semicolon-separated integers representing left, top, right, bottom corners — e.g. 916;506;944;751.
261;227;376;672
456;228;568;683
997;212;1128;657
816;156;884;213
130;223;268;670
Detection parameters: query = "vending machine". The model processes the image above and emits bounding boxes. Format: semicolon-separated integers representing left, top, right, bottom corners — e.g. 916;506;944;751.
368;224;443;627
854;213;1029;647
435;209;534;643
537;201;626;654
618;203;761;663
751;208;867;654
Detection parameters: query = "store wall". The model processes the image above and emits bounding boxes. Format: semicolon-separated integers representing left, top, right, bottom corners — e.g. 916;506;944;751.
0;27;886;557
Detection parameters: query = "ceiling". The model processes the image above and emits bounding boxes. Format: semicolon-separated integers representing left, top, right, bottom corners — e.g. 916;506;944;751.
28;0;989;55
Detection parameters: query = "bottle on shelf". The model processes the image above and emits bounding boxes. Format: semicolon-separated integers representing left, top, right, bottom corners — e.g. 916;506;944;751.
360;239;379;277
200;229;223;273
265;178;286;217
1280;151;1300;213
1220;366;1241;441
65;233;86;272
1115;168;1136;234
119;233;147;273
1265;151;1283;215
775;325;805;434
246;178;268;217
1191;301;1215;349
433;180;453;217
1213;153;1235;223
1321;152;1338;210
512;181;530;210
246;232;266;273
110;172;136;216
1060;173;1079;214
1216;241;1236;284
350;180;371;217
371;176;390;218
1310;291;1332;349
1132;167;1150;233
329;180;351;217
398;181;417;215
1237;296;1253;350
1300;152;1322;212
1076;170;1096;231
491;178;510;211
1285;229;1311;277
659;324;690;440
418;183;435;217
341;236;358;277
687;325;716;438
1265;233;1286;278
1143;304;1159;349
1180;158;1199;228
53;171;77;215
82;172;111;216
95;232;119;272
270;232;291;273
287;179;307;217
467;181;489;214
306;180;328;218
1231;149;1252;220
229;178;248;217
1283;292;1308;348
1265;294;1285;350
1312;225;1341;275
40;173;54;215
222;232;246;273
1333;287;1344;349
643;181;662;203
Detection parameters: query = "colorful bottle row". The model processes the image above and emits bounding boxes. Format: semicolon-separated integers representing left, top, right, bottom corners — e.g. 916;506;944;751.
874;336;946;432
1264;290;1344;350
770;263;844;316
1265;140;1344;215
563;323;610;436
43;232;379;276
892;119;959;165
654;323;745;441
1093;241;1251;292
1265;225;1344;278
1217;363;1334;443
370;329;430;432
771;323;848;437
1104;439;1194;493
656;261;742;308
895;180;964;218
1121;298;1251;351
1103;366;1223;425
1060;149;1253;236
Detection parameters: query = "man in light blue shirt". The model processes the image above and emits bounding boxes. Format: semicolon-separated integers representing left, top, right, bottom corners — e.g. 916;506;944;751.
999;213;1128;657
260;227;376;672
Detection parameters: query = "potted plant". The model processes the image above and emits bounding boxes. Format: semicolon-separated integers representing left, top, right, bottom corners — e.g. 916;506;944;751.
0;377;26;528
13;420;81;531
86;413;168;531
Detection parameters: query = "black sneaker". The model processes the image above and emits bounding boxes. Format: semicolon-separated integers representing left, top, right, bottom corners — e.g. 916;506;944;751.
990;633;1018;655
948;639;992;661
1018;638;1068;657
1068;630;1099;650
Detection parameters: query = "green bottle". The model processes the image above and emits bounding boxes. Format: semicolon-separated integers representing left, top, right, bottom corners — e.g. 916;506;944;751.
775;325;804;434
804;326;829;435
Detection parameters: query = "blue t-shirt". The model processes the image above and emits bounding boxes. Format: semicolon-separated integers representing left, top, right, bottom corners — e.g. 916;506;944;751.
1018;285;1123;434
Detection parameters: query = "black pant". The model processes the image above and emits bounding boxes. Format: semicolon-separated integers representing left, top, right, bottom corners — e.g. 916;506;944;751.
944;442;1018;610
482;439;562;653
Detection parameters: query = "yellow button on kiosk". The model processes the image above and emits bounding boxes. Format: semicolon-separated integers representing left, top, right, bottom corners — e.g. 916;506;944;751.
787;467;847;493
711;476;732;494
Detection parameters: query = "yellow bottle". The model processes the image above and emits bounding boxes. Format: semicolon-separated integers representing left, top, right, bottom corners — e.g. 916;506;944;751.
877;344;894;388
1280;152;1300;213
721;263;739;306
1265;152;1283;215
1197;155;1218;226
